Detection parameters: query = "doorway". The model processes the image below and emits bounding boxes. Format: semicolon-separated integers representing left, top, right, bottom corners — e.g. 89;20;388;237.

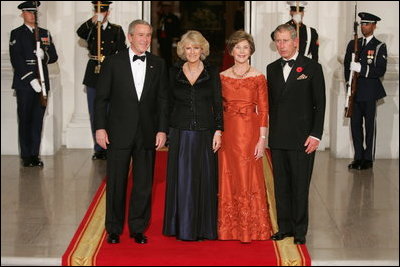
150;1;245;70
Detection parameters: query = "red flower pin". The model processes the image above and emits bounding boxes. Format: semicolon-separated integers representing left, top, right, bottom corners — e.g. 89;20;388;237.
296;67;303;73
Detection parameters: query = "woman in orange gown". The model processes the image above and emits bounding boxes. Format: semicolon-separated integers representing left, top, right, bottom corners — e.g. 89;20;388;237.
218;30;272;243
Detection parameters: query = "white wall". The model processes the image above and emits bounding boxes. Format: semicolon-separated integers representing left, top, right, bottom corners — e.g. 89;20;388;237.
1;1;399;158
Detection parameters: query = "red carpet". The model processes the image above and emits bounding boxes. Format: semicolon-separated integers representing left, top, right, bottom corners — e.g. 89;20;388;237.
63;150;311;266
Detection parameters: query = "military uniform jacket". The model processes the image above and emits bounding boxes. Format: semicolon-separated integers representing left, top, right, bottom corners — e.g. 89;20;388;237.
77;19;126;88
9;24;58;91
344;36;387;101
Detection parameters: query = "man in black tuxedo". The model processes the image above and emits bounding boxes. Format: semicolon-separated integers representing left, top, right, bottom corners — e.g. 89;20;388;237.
95;19;169;244
267;24;325;245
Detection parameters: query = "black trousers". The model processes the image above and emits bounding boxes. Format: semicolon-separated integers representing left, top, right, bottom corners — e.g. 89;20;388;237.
16;88;46;159
351;100;377;161
105;129;155;235
270;149;315;238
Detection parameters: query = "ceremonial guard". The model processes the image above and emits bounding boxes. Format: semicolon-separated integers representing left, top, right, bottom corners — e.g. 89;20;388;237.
271;1;319;61
77;1;126;160
9;1;58;167
345;12;387;170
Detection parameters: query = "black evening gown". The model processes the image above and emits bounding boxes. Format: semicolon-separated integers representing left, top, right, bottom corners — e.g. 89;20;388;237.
163;127;218;241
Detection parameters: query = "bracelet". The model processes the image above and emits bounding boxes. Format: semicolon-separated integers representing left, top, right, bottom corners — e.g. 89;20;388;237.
215;132;222;136
260;135;266;139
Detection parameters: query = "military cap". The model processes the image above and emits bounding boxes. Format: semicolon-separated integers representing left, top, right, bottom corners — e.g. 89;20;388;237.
91;1;112;12
287;1;307;12
358;12;381;23
18;1;40;11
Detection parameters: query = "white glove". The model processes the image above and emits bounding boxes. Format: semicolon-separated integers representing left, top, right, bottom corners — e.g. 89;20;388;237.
34;48;44;60
96;13;104;22
293;13;302;24
350;61;361;73
30;79;42;93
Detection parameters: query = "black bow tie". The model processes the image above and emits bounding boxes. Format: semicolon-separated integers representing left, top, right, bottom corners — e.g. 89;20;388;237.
281;59;295;68
133;55;146;62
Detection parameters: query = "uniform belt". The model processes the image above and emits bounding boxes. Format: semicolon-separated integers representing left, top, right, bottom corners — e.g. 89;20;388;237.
89;55;105;62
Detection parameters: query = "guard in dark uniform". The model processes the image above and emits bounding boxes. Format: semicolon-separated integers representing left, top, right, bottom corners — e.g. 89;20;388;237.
9;1;58;167
345;12;387;170
77;1;126;160
270;1;319;61
157;1;180;68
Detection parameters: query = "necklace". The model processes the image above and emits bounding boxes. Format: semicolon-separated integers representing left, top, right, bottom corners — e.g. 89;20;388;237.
231;65;251;78
186;62;202;78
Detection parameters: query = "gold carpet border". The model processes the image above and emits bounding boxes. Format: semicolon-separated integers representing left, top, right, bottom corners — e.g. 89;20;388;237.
263;155;305;266
69;185;106;266
68;151;305;266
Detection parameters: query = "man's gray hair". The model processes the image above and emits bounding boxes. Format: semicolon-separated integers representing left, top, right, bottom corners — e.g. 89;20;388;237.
273;24;297;40
128;19;153;34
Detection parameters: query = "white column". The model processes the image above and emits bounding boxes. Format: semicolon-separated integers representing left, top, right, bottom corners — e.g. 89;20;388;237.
65;2;94;148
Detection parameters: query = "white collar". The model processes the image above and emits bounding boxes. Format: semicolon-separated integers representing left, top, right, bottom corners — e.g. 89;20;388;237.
101;21;109;30
129;48;146;60
25;24;34;33
283;51;299;61
363;35;374;45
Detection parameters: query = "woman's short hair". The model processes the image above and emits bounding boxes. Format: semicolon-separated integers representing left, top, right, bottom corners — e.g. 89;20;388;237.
176;30;210;61
226;30;255;55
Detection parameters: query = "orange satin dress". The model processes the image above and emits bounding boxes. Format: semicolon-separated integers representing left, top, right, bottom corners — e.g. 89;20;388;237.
218;74;272;242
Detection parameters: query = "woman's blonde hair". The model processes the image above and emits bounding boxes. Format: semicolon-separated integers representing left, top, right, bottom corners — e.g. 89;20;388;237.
226;30;255;55
176;30;210;61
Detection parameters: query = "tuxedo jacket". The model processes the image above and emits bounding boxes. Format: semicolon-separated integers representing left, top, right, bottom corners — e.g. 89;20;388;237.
94;49;169;149
344;36;387;101
267;54;326;150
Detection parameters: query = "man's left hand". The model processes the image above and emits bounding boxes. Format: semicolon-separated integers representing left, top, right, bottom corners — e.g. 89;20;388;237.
304;136;320;154
155;132;167;150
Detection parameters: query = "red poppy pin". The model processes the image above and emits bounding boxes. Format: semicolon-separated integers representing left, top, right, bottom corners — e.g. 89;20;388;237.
296;67;303;73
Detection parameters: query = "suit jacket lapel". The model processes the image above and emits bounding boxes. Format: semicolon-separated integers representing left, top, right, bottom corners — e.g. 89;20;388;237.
122;48;139;102
282;55;306;96
140;51;155;101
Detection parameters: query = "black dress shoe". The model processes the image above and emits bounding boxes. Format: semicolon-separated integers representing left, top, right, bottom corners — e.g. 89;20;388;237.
92;151;107;160
360;160;373;170
271;232;294;241
32;157;44;167
107;233;120;244
294;236;306;244
130;233;148;244
22;158;34;167
348;160;362;170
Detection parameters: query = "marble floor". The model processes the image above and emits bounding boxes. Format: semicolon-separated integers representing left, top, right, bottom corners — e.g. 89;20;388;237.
1;148;399;266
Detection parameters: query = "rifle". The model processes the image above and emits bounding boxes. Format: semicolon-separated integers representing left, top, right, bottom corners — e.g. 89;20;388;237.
94;1;102;74
345;2;359;118
296;1;300;40
33;1;47;107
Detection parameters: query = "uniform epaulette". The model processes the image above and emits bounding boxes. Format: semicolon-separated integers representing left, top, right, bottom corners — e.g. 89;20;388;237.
110;23;121;28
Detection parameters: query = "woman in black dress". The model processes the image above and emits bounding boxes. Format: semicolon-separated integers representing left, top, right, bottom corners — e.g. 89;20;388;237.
163;30;223;241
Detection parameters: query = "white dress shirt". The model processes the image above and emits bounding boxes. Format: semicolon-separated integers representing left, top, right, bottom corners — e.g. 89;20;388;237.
283;51;299;82
129;48;146;100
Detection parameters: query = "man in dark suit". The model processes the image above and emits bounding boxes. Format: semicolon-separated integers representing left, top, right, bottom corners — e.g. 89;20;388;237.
267;24;325;245
345;12;387;170
9;1;58;167
95;19;169;245
77;1;126;160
